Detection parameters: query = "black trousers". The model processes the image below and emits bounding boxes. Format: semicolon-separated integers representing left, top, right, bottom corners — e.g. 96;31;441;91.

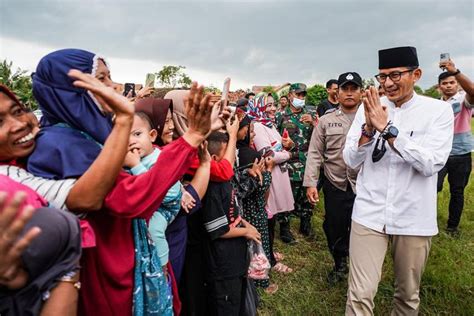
322;180;355;263
207;277;246;316
267;217;277;266
437;153;472;228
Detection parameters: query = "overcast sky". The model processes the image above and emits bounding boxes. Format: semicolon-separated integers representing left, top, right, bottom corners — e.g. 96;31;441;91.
1;0;473;89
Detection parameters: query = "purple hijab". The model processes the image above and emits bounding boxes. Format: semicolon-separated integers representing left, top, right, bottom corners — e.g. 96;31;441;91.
27;49;113;179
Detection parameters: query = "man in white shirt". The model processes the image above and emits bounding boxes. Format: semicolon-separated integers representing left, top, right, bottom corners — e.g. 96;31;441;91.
343;46;454;315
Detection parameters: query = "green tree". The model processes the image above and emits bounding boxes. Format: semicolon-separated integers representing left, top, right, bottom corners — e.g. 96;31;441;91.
0;60;37;110
363;78;376;89
156;65;192;88
423;85;441;99
414;85;424;95
203;85;221;94
306;84;327;106
262;86;278;102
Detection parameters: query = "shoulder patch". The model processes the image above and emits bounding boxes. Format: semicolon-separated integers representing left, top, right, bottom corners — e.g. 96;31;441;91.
325;108;337;114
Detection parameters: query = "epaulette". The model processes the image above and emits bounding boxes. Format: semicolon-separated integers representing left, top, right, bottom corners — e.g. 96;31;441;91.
325;107;338;114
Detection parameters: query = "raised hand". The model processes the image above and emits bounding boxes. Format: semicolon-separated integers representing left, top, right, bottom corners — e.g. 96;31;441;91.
225;114;240;139
183;82;214;147
210;100;232;132
363;86;388;132
68;69;134;121
135;86;154;100
439;58;457;73
198;141;211;164
0;192;41;284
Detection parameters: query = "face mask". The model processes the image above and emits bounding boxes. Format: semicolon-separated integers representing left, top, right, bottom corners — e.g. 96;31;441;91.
292;97;305;109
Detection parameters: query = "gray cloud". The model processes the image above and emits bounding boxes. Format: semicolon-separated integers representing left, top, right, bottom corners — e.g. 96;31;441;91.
1;0;473;88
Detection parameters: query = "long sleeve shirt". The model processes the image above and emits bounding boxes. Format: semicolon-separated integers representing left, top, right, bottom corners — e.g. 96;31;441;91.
343;93;453;236
253;122;294;215
79;137;197;316
303;108;358;191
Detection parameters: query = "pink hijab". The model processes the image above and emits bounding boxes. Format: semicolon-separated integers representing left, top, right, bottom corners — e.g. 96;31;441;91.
0;175;47;209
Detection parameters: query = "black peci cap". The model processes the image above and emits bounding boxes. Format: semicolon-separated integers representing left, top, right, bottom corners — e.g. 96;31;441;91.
378;46;419;69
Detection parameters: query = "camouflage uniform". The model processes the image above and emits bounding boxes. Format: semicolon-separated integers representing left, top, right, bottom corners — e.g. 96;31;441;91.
275;105;316;223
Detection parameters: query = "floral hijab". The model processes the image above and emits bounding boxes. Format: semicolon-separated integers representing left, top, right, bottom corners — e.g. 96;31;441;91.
246;94;274;128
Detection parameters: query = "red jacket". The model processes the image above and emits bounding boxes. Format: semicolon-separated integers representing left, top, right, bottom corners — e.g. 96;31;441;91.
79;137;197;316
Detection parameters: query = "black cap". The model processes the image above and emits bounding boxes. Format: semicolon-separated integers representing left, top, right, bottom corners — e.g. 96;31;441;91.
337;72;362;87
378;46;419;69
236;98;249;109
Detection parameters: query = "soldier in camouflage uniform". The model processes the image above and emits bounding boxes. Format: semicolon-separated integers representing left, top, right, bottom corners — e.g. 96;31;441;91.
275;83;317;241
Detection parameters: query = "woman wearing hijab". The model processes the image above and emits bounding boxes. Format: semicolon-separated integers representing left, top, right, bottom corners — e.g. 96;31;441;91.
26;49;215;316
0;179;81;316
248;94;294;273
0;79;133;217
0;74;138;315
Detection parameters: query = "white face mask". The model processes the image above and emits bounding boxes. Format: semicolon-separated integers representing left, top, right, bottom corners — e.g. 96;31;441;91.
292;97;305;109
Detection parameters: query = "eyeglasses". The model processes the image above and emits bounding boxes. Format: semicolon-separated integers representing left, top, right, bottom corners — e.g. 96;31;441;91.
374;68;416;83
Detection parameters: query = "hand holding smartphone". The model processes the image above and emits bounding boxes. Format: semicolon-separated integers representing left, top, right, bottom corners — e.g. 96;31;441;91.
221;77;231;109
440;53;450;70
145;73;155;88
123;83;136;98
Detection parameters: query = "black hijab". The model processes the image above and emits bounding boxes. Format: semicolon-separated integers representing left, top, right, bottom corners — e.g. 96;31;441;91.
0;207;81;316
237;115;261;168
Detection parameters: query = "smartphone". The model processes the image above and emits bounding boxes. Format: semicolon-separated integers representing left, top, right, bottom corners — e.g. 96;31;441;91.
221;77;231;108
440;53;450;63
228;104;237;116
123;83;136;97
263;149;274;158
145;73;155;88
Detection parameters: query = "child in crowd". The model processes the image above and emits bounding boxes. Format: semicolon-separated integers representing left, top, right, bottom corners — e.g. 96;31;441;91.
236;116;276;293
201;131;261;316
124;112;184;268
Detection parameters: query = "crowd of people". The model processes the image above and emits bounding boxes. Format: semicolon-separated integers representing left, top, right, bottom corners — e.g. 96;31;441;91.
0;45;472;316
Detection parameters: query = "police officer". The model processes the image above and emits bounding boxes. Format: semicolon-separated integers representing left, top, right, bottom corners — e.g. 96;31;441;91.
304;73;362;284
276;83;316;241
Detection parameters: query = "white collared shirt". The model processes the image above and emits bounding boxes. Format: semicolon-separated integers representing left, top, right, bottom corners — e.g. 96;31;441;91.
343;93;454;236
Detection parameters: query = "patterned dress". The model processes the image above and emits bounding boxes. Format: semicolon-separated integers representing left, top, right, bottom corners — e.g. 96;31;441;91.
241;171;272;288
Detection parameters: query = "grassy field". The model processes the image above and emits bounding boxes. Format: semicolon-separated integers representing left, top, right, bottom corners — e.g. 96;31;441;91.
258;136;474;314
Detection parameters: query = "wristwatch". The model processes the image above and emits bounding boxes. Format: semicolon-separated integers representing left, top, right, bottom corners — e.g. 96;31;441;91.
450;69;461;76
361;123;376;138
382;124;399;140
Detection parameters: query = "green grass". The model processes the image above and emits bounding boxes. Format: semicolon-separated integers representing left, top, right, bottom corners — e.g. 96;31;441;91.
258;155;474;315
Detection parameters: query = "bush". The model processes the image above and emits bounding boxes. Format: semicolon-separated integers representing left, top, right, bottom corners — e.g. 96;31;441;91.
424;85;441;99
306;84;327;106
0;60;37;110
